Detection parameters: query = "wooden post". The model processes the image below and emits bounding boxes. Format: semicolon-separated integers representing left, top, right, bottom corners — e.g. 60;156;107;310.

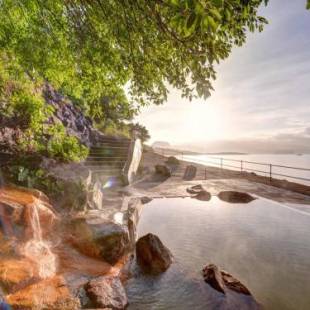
269;164;272;182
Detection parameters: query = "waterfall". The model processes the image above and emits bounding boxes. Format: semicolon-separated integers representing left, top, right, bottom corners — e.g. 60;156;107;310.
21;199;57;279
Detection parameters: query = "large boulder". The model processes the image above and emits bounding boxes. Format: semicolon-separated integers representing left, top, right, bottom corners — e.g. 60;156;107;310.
85;276;128;309
165;156;180;166
187;185;211;201
202;264;251;295
155;165;171;177
122;138;143;185
6;275;80;309
186;184;204;195
218;191;255;204
194;190;211;201
136;233;172;274
67;218;130;265
183;165;197;180
0;186;58;240
0;258;37;292
140;196;153;205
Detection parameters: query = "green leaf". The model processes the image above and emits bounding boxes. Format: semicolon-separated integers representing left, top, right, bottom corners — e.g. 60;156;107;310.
211;0;223;8
186;12;197;29
224;9;231;21
207;16;217;31
210;8;222;21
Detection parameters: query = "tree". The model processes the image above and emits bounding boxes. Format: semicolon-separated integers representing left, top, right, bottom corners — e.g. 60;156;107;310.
129;123;151;142
0;0;272;111
1;0;308;162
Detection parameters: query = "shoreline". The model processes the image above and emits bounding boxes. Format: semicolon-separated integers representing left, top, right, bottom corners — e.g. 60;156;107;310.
134;150;310;207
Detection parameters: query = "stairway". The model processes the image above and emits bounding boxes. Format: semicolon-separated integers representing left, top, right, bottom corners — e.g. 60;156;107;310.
84;136;131;185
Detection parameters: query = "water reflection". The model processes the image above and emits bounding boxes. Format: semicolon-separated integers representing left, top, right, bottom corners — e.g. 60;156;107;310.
127;197;310;310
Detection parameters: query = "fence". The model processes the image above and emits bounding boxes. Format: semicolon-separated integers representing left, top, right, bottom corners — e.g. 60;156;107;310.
155;148;310;185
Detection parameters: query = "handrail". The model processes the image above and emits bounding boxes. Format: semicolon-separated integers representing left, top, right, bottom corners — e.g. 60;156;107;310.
188;155;310;183
204;156;310;171
155;148;310;184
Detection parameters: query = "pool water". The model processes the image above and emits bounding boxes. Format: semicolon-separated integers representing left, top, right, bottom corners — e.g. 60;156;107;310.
126;197;310;310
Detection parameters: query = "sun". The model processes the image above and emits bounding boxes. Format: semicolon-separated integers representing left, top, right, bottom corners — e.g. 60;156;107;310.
185;102;225;142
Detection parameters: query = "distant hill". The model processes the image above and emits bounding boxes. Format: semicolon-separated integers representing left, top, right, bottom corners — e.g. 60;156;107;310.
206;152;248;155
152;141;171;148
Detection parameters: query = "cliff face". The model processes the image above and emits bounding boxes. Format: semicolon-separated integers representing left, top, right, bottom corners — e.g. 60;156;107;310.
0;83;111;156
42;83;104;147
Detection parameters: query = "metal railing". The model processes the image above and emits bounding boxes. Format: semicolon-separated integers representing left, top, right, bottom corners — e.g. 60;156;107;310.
187;155;310;183
155;148;310;184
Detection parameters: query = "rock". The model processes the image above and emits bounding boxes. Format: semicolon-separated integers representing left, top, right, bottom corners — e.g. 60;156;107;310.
85;276;128;310
42;164;91;211
0;236;16;256
43;83;100;146
0;186;58;240
194;190;211;201
165;156;180;166
202;264;225;294
6;275;80;309
136;233;172;274
202;264;251;295
122;138;143;185
218;191;255;204
0;258;37;292
140;196;153;205
67;218;129;265
126;199;144;249
220;270;252;295
186;185;211;201
155;165;171;177
183;165;197;180
0;125;22;154
91;181;104;210
186;184;204;194
22;200;58;239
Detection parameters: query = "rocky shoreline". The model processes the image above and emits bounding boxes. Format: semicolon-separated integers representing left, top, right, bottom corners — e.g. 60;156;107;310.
1;151;309;309
0;182;261;309
0;185;137;309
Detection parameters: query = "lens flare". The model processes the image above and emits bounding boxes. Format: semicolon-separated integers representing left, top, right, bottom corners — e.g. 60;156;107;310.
102;177;118;189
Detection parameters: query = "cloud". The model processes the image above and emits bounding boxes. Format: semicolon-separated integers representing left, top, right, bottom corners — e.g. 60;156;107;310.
177;128;310;154
137;0;310;150
304;127;310;136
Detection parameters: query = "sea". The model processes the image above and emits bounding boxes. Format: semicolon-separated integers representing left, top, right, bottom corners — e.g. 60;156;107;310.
181;154;310;186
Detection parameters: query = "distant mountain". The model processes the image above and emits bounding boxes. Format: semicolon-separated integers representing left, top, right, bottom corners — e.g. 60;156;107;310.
173;136;310;155
152;141;171;148
206;152;248;155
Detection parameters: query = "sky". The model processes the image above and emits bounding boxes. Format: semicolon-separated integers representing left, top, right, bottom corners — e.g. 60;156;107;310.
136;0;310;153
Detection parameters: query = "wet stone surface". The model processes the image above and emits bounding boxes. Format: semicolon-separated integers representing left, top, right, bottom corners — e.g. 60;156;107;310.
218;191;256;203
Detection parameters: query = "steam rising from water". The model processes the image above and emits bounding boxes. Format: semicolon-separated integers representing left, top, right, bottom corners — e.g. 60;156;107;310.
21;200;57;279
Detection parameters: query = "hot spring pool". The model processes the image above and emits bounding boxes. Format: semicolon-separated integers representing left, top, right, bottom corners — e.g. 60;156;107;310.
126;196;310;310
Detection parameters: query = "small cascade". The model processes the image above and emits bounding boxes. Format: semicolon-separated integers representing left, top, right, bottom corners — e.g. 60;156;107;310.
21;199;57;279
